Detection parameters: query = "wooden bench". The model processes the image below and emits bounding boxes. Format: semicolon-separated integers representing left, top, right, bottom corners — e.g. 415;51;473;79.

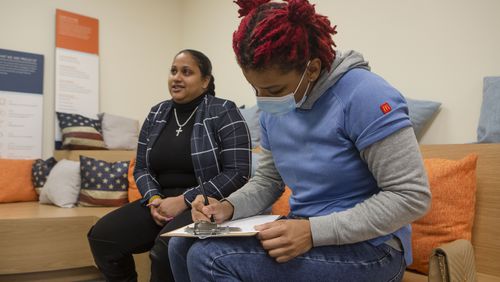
0;150;150;282
0;203;115;276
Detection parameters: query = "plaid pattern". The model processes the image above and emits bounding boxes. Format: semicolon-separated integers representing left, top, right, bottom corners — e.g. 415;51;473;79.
78;156;130;206
57;112;106;150
134;95;252;205
31;157;58;195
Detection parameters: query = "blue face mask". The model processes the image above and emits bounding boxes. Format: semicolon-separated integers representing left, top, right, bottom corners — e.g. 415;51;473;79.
256;61;311;115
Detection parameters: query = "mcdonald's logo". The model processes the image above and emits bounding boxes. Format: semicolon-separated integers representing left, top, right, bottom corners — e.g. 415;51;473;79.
380;102;392;114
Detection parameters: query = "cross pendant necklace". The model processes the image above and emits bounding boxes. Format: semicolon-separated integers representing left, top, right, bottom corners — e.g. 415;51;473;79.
175;127;183;136
174;106;198;137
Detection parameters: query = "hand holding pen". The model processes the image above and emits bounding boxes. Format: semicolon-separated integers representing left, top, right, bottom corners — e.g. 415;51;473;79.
191;177;235;224
197;176;215;223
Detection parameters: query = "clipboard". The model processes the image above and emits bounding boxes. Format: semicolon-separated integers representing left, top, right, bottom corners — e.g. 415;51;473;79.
161;214;282;239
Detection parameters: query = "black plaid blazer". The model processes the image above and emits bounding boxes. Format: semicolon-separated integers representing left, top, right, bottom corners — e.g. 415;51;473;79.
134;94;252;205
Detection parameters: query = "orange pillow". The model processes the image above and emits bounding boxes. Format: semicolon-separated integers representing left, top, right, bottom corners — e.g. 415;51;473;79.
271;186;292;216
408;154;478;274
0;159;38;203
128;158;142;202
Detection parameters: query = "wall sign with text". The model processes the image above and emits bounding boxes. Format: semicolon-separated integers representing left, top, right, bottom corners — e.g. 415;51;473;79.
0;48;44;159
55;9;99;149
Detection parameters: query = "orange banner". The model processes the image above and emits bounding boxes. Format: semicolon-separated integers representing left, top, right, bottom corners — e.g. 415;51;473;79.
56;9;99;54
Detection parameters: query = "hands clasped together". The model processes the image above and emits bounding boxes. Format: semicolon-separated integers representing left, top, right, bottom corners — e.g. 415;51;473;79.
190;195;314;263
148;195;187;226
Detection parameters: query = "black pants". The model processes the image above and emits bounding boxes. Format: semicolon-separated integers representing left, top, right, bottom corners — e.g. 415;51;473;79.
88;198;192;282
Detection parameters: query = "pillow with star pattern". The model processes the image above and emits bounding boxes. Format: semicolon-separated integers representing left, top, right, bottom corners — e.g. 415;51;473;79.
57;112;106;150
78;156;129;206
31;157;58;195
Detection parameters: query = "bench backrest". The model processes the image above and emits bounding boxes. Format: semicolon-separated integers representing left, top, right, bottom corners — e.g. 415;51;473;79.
53;150;136;162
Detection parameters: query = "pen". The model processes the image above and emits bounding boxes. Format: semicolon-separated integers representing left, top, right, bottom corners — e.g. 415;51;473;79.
198;176;215;223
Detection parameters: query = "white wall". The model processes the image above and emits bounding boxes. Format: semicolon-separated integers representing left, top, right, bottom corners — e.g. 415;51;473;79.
181;0;500;144
1;0;500;158
0;0;182;158
178;0;253;106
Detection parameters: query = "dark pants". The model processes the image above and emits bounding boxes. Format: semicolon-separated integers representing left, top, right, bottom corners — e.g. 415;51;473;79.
88;198;192;282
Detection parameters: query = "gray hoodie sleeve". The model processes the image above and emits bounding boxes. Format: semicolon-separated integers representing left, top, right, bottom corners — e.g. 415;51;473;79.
226;147;285;219
309;126;431;246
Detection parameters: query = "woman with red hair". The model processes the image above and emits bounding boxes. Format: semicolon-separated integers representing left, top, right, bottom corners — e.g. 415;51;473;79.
169;1;430;281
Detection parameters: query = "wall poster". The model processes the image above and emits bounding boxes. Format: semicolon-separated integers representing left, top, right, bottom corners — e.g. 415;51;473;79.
0;48;44;159
55;9;99;148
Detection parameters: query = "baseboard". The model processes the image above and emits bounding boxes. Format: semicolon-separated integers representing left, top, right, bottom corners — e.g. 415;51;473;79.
0;266;104;282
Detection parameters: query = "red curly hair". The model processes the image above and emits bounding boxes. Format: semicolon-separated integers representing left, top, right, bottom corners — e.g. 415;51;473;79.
233;0;337;72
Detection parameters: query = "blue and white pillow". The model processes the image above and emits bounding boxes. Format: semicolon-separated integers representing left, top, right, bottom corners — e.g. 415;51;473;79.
406;97;441;140
477;77;500;143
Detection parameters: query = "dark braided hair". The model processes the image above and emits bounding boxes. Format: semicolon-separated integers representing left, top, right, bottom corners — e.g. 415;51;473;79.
177;49;216;96
233;0;337;72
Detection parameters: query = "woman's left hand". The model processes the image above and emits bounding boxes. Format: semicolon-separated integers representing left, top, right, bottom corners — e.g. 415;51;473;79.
255;219;313;263
157;195;188;218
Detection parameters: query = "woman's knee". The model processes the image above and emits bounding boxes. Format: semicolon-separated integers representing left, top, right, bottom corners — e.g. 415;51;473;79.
87;217;123;254
87;223;119;257
87;219;104;247
150;236;170;263
168;237;195;261
87;216;111;242
185;240;219;267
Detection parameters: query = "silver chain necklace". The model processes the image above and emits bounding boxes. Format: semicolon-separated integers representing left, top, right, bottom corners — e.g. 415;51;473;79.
174;107;198;136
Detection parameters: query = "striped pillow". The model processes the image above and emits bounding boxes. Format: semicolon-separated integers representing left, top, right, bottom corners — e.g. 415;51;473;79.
57;112;106;150
78;156;129;206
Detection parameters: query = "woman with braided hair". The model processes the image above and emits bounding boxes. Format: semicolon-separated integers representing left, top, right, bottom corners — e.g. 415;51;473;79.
169;1;430;281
